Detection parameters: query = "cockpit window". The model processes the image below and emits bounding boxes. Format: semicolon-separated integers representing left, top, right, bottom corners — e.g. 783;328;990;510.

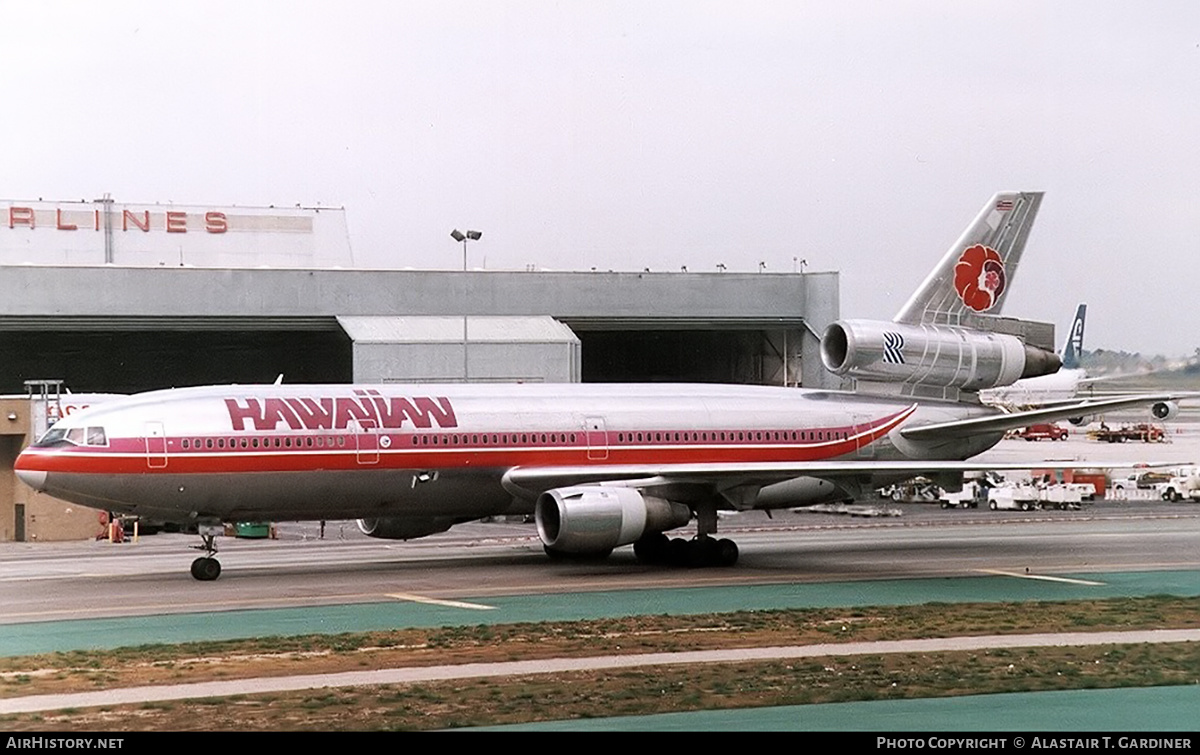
32;425;108;448
33;427;69;447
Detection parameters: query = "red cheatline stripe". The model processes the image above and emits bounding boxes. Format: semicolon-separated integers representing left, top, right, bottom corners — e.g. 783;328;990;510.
22;405;917;476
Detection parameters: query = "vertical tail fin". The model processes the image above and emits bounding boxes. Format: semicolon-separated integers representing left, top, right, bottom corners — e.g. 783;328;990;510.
1060;303;1086;370
894;191;1044;326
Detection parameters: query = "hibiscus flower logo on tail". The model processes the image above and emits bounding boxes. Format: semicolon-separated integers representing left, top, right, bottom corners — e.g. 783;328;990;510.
953;244;1006;312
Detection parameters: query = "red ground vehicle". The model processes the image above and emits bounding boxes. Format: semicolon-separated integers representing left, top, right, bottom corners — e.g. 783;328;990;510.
1017;423;1069;441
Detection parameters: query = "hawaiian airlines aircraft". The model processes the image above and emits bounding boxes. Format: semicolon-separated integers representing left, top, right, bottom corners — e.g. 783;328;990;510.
15;192;1174;580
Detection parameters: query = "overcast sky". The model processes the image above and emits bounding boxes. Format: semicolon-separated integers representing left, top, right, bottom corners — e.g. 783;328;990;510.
3;1;1199;355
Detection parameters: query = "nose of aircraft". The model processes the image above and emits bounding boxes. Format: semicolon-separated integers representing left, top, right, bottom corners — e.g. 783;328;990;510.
16;467;47;491
14;452;48;491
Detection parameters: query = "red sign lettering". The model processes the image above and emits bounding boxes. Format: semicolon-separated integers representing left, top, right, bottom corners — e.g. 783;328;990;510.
123;209;150;232
8;207;34;229
224;393;458;432
205;211;228;234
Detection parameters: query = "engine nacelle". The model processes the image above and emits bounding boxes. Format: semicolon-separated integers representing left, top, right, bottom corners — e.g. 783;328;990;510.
821;319;1061;391
535;486;692;555
357;516;455;540
1152;401;1179;421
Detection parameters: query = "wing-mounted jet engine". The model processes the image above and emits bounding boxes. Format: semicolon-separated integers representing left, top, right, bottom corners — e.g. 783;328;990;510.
535;486;692;558
821;319;1061;393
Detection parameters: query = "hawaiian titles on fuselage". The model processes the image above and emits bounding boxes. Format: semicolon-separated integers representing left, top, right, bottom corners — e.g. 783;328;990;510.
224;390;458;431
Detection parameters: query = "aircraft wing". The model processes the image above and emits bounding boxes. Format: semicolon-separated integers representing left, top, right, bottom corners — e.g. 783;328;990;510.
899;395;1183;441
500;458;1159;501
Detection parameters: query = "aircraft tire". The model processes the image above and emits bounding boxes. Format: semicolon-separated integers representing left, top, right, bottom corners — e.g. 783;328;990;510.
687;537;720;568
715;538;739;567
665;537;691;566
633;532;670;564
190;557;221;581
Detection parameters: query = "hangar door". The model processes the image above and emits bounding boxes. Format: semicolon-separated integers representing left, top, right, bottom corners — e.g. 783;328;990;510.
0;317;352;394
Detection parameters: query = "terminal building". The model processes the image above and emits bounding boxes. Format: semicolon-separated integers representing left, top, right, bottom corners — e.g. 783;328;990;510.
0;197;840;541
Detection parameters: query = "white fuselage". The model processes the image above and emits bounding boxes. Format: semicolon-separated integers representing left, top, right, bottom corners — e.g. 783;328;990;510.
15;382;1003;524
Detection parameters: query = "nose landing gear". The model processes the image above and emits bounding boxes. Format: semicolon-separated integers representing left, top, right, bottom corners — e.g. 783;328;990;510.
189;528;222;581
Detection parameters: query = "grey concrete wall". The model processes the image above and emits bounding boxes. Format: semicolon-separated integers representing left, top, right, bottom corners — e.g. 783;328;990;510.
0;265;836;386
352;341;581;383
0;266;828;319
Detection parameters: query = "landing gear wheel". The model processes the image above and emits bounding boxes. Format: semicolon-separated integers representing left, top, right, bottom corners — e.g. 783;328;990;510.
633;532;670;564
189;529;222;580
666;537;691;566
687;536;720;568
190;557;221;581
715;538;739;567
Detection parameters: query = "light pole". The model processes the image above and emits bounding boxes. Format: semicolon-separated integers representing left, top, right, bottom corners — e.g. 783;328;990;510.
450;229;482;271
450;229;482;381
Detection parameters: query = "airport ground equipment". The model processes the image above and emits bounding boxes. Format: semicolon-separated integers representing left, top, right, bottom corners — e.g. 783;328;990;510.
1087;423;1166;443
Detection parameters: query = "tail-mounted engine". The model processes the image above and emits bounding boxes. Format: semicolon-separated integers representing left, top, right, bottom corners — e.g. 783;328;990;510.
535;486;692;555
821;319;1060;392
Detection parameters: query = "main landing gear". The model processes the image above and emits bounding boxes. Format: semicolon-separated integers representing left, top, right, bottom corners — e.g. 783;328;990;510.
633;500;739;568
190;530;222;581
633;532;739;567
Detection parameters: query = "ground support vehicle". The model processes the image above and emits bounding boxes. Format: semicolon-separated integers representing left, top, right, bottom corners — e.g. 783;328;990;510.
1111;471;1174;493
939;479;985;508
1038;485;1084;510
1016;423;1069;441
1087;423;1166;443
1157;469;1200;502
879;476;943;503
987;484;1040;511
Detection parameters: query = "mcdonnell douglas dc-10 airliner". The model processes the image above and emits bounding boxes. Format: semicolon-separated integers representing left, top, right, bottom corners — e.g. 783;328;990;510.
15;192;1176;579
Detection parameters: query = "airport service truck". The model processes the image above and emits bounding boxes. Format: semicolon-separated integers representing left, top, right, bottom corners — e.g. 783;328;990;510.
987;484;1041;511
1038;485;1084;510
1111;471;1173;493
1157;468;1200;502
938;480;983;509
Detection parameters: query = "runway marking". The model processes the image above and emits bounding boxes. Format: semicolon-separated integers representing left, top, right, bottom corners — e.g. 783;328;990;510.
976;569;1105;586
386;593;495;610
